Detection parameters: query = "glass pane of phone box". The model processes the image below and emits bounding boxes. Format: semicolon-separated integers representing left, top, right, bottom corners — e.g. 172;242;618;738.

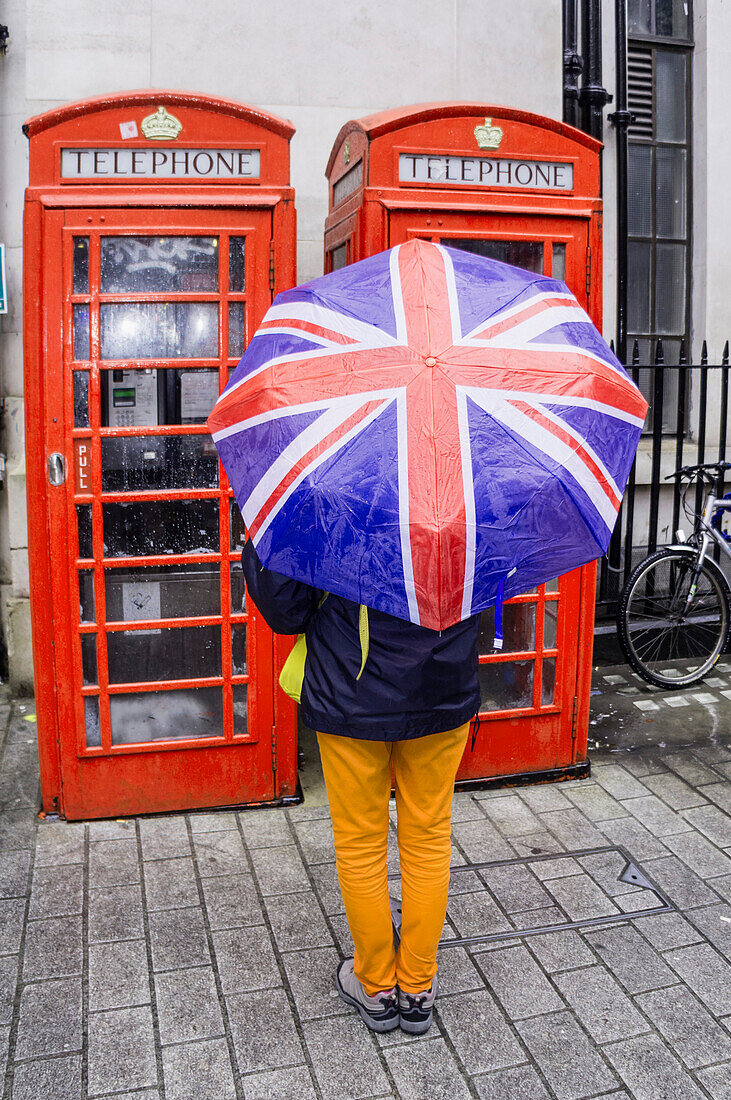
85;687;228;746
102;500;219;557
106;624;221;684
101;436;219;491
105;564;221;621
102;369;220;427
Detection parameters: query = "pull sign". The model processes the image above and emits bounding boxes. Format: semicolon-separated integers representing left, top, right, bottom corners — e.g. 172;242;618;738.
73;441;91;492
47;452;66;486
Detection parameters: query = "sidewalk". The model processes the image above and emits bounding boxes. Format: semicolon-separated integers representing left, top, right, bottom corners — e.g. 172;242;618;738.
1;664;730;1100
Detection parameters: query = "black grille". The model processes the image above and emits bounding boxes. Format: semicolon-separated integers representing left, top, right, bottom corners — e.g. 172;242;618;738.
628;45;654;138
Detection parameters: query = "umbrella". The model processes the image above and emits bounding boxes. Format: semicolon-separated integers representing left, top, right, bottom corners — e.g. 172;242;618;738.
208;239;647;632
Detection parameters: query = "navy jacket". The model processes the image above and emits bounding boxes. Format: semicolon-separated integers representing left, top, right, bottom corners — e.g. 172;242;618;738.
242;541;481;741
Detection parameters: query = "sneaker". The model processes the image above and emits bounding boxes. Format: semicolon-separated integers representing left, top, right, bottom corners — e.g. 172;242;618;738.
398;973;438;1034
335;958;399;1033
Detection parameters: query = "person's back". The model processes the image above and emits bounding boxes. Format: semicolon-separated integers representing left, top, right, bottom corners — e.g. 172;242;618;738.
243;539;481;1034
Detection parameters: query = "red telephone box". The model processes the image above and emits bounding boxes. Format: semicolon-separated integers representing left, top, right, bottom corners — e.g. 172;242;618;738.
24;91;298;819
325;103;602;786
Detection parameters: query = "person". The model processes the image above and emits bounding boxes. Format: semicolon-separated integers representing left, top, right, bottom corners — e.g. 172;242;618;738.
243;539;481;1035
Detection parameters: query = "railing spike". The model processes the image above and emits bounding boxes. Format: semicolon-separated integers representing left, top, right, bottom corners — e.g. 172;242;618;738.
609;338;615;353
655;338;664;365
632;339;640;366
701;339;708;366
723;340;729;366
679;337;687;365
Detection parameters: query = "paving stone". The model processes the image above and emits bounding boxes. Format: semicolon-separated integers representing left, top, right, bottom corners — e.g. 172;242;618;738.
686;902;731;961
554;965;649;1043
477;863;554;913
695;1063;731;1100
636;984;731;1068
538;808;607;849
143;856;199;911
529;855;581;880
448;889;513;938
526;928;596;972
328;913;354;956
518;785;573;813
641;854;722;908
451;817;515;861
249;844;310;895
621;753;667;778
599;815;671;859
88;938;150;1011
87;1004;157;1095
88;839;140;888
293;818;336;865
281;945;347;1019
665;942;731;1015
584;925;677;993
89;819;136;841
239;808;293;848
591;764;650;800
662;831;731;879
0;850;30;897
662;753;721;787
451;792;486;821
0;954;17;1025
507;831;567;858
384;1036;472;1099
641;772;710;811
227;986;304;1073
23;915;83;979
632;910;704;951
193;830;248;877
0;1024;7;1085
545;871;620;921
138;815;190;860
89;883;144;942
212;925;280;994
603;1032;707;1100
238;1066;317;1100
682;805;731;848
562;784;629;821
148;906;210;970
479;795;543;837
27;863;83;918
305;1014;390;1099
516;1010;618;1099
699;782;731;815
310;862;345;915
474;1064;551;1099
15;977;83;1059
201;872;263;929
188;810;238;832
155;966;224;1043
34;822;85;866
577;848;645;897
162;1036;235;1100
710;875;731;904
472;945;564;1019
10;1054;82;1100
264;890;332;951
449;869;487;895
621;795;693;837
436;946;486;994
0;897;25;955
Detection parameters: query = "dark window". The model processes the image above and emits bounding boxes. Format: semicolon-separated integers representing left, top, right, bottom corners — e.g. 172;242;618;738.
626;0;692;374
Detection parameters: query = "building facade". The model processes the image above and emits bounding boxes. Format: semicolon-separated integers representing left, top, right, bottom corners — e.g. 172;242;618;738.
0;0;727;688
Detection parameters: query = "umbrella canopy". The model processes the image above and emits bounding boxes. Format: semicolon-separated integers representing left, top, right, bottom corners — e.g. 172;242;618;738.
209;239;647;631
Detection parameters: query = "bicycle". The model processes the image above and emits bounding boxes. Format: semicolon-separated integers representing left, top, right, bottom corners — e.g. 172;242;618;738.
617;460;731;688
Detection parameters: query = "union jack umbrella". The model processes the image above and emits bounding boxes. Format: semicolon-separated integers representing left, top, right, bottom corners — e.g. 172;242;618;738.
208;240;647;632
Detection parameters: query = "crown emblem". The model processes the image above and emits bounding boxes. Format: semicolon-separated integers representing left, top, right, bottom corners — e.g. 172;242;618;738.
141;106;183;141
473;117;504;150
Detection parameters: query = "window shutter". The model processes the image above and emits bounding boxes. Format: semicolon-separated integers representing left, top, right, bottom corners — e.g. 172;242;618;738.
628;45;654;138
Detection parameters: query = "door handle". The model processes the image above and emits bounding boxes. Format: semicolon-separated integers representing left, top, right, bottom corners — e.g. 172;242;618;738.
47;453;66;486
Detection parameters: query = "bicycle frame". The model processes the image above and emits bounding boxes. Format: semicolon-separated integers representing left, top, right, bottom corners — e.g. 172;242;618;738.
679;492;731;613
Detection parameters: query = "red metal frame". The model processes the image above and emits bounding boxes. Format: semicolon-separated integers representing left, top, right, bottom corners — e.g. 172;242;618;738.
324;104;602;784
25;93;298;819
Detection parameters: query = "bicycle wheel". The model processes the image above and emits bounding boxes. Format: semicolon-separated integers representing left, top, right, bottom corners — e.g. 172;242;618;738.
617;548;731;688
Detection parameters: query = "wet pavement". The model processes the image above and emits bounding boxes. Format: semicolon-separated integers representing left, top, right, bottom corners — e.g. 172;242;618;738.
0;661;730;1100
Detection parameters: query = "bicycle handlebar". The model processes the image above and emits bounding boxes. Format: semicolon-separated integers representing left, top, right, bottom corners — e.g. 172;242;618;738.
664;461;731;483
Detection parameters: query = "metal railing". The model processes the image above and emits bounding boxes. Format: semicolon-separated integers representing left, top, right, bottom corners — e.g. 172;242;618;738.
597;338;731;618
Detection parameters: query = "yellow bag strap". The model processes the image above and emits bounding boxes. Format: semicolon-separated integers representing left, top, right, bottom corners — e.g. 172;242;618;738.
356;604;369;681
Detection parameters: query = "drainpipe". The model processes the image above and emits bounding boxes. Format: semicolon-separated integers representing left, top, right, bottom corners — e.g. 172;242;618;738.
579;0;612;141
563;0;583;128
608;0;634;364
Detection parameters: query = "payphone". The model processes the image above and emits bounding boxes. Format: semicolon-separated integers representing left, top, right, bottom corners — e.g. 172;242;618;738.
25;91;298;818
325;104;602;787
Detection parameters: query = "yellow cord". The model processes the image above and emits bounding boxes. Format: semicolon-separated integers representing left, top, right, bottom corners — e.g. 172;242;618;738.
356;604;369;680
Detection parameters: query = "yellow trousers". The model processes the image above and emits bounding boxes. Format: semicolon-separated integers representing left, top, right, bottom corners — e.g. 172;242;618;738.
317;723;469;995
